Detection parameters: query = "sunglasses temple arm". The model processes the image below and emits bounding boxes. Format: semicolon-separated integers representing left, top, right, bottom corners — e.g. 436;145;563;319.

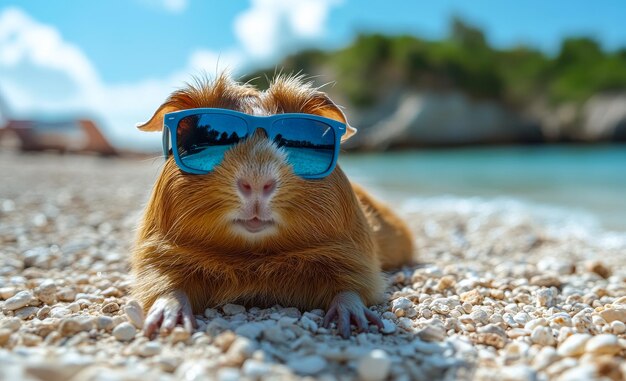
162;126;170;159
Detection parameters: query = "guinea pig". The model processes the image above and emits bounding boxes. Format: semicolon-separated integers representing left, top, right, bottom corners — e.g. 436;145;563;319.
131;73;414;338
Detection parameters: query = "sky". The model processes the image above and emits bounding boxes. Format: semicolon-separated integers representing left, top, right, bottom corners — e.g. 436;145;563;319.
1;0;625;149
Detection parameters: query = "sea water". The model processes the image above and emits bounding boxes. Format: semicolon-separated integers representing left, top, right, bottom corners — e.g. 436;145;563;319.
339;145;626;232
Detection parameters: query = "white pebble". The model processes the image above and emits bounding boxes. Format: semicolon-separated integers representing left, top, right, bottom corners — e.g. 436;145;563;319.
536;288;555;307
357;349;391;381
585;334;620;355
299;315;318;333
0;317;21;332
242;359;271;378
530;326;555;346
0;287;17;300
112;322;136;342
610;320;625;334
380;319;396;334
50;307;71;318
599;308;626;323
532;346;559;370
138;342;161;357
124;300;145;329
287;355;327;375
3;291;33;311
557;334;591;357
235;322;264;340
417;325;445;342
392;297;414;317
216;368;241;381
470;309;489;325
222;304;246;315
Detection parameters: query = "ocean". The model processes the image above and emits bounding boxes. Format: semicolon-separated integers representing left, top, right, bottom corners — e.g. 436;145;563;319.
339;145;626;233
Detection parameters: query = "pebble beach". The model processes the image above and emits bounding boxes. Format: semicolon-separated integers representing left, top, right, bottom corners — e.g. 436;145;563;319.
1;152;625;381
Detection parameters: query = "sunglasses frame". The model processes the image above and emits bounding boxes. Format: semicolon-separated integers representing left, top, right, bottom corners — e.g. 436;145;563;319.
162;108;347;179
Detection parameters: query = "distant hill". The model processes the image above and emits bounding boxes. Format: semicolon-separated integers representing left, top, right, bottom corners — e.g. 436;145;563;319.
245;18;626;149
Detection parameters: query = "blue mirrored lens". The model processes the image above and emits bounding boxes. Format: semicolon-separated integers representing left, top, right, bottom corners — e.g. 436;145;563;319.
177;113;248;171
272;119;336;176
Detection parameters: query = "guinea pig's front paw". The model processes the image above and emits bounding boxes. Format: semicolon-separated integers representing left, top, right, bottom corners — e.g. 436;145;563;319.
322;291;384;339
144;290;196;338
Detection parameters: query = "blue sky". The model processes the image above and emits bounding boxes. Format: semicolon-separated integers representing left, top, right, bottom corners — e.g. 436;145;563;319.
1;0;625;149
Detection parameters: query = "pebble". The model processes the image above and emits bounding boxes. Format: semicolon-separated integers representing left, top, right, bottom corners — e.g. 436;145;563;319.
287;355;327;375
225;337;256;366
56;287;76;302
112;322;136;342
460;289;483;305
380;319;396;334
357;349;391;381
96;316;114;331
50;306;71;318
34;280;57;305
392;297;414;317
242;359;272;378
585;260;611;278
536;288;555;308
216;368;241;381
138;341;162;357
417;325;445;342
610;320;625;334
0;286;17;300
235;322;264;339
530;274;561;288
532;346;559;370
530;326;555;346
584;334;620;355
3;290;34;310
1;318;22;332
124;300;144;329
299;316;318;333
0;329;12;346
59;318;91;337
498;365;537;381
222;304;246;315
470;309;489;325
101;302;119;314
599;308;626;323
474;324;509;349
557;334;591;357
14;306;39;320
170;327;190;343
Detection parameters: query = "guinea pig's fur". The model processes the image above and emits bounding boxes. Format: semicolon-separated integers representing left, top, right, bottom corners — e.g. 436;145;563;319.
131;74;414;314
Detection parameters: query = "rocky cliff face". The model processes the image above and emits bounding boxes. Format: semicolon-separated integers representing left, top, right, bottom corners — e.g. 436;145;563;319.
344;90;542;150
581;93;626;141
341;90;626;150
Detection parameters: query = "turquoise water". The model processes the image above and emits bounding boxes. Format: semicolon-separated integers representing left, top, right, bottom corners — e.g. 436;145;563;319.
339;145;626;232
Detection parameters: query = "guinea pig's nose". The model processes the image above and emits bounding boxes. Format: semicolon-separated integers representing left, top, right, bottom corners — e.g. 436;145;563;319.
237;177;277;198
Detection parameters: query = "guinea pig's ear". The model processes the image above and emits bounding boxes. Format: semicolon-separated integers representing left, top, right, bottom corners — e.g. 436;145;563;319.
136;103;177;132
314;94;357;143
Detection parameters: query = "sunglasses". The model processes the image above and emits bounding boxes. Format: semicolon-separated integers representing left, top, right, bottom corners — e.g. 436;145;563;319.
162;108;347;179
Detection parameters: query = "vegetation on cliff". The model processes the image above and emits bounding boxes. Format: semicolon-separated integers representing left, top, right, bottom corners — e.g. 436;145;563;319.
247;18;626;110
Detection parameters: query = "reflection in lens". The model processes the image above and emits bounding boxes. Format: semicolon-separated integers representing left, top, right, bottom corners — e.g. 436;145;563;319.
177;113;248;171
272;119;335;176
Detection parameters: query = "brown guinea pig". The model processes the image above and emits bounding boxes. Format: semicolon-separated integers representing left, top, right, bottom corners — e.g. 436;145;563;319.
131;73;414;338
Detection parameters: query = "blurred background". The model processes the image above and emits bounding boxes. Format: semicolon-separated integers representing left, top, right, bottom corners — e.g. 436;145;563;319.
1;0;625;231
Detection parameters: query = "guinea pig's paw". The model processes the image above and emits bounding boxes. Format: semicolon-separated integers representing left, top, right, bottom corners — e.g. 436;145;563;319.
322;291;384;339
143;290;196;339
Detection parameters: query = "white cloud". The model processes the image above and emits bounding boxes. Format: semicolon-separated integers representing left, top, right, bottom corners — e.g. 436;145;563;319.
234;0;342;61
0;1;341;150
0;7;238;150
